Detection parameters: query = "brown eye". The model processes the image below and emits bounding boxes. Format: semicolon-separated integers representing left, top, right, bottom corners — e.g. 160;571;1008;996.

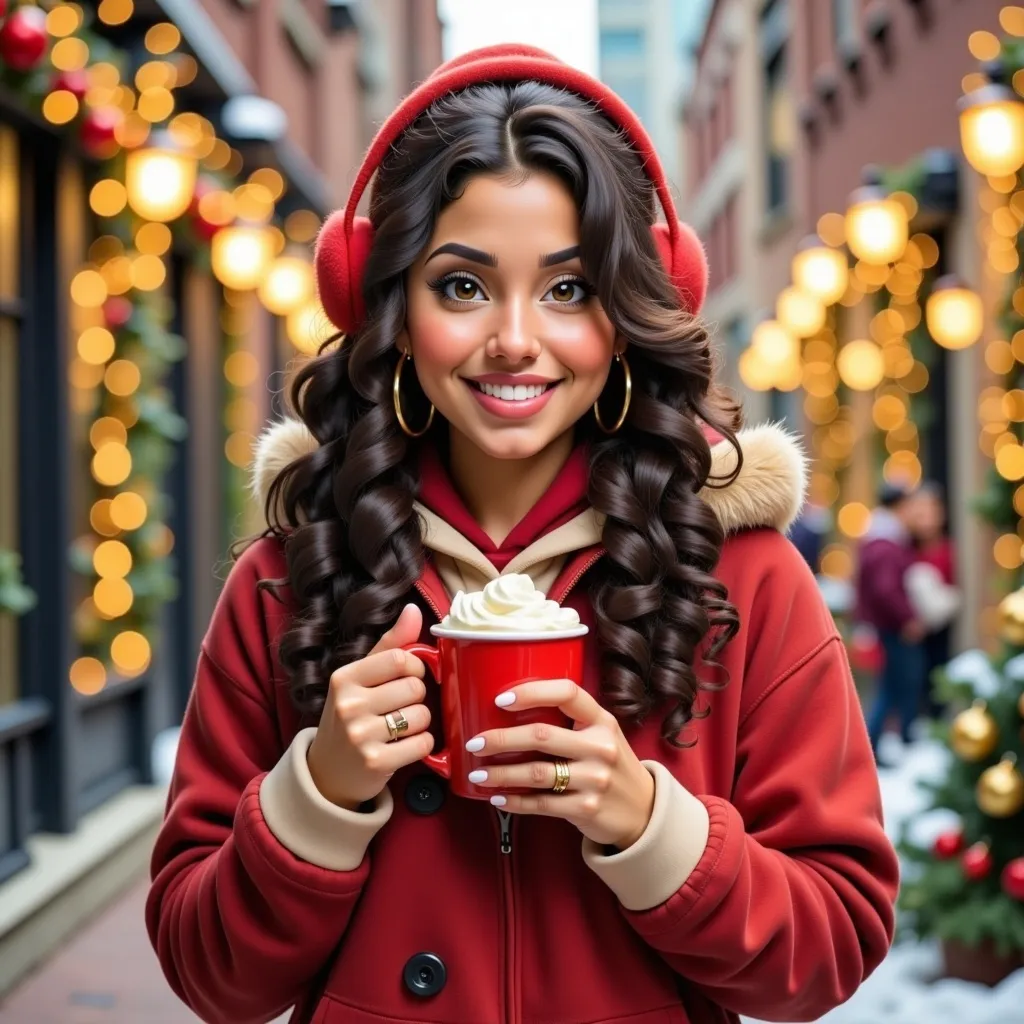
544;278;589;304
437;275;485;302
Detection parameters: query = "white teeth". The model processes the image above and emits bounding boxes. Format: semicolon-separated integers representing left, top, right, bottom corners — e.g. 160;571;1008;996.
478;382;550;400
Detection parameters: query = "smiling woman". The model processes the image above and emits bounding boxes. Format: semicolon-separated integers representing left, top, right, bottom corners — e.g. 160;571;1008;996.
148;44;899;1024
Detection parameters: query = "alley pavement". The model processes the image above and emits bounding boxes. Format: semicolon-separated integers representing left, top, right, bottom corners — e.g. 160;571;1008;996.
0;876;200;1024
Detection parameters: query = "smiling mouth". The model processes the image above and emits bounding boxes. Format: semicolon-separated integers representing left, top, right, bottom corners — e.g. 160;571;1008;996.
465;379;562;402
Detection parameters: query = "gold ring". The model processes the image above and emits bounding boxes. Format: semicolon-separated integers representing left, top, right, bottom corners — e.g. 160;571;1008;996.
551;759;570;794
385;710;409;742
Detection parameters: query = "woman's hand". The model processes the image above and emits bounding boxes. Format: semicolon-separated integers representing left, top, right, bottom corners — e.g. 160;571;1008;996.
465;680;655;849
307;604;434;811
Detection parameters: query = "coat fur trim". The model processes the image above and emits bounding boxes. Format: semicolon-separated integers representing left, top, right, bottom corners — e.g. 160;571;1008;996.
250;418;808;535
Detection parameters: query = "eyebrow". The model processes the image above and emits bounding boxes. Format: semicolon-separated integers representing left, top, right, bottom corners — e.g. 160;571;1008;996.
423;242;583;269
424;243;497;267
539;246;581;268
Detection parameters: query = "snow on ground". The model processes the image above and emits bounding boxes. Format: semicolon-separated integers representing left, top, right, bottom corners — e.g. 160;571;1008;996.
745;732;1024;1024
153;727;1024;1022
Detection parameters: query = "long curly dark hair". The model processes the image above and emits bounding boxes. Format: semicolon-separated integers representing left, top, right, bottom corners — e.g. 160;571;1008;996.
265;82;743;744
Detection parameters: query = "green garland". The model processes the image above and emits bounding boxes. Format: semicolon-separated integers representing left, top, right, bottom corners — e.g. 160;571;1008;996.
0;549;35;614
2;7;189;678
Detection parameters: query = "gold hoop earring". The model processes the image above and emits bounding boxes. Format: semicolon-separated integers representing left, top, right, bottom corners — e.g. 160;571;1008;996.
393;352;435;438
593;352;631;435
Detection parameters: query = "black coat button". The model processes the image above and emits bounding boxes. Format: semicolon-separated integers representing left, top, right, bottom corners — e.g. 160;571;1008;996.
404;773;445;815
403;952;446;997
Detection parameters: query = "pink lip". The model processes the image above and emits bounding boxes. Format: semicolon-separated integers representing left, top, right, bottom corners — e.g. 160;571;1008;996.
465;380;560;420
468;373;560;386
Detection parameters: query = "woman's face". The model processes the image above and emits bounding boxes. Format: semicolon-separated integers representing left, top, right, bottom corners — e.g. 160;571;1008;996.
402;171;621;462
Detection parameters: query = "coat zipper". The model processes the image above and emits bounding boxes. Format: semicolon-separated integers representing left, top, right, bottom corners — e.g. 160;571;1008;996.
495;807;516;1023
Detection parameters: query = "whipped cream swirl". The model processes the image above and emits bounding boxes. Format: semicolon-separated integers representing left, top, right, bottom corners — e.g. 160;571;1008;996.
440;574;581;633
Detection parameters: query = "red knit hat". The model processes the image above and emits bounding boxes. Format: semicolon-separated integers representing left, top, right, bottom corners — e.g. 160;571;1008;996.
315;43;708;333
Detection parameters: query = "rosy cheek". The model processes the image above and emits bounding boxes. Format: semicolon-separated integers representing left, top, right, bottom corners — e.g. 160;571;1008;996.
550;316;616;376
406;297;477;376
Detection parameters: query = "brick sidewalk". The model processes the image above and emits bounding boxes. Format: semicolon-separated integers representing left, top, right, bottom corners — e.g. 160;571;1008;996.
0;877;200;1024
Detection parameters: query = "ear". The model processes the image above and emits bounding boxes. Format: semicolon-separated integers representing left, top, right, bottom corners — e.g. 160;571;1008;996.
396;327;410;357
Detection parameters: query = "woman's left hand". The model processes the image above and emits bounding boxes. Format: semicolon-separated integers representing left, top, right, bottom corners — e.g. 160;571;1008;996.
465;679;655;850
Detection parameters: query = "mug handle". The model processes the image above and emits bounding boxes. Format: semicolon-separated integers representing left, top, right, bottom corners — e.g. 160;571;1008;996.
401;642;449;779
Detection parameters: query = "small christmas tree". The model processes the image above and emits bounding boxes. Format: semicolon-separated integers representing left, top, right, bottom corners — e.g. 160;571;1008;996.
898;592;1024;983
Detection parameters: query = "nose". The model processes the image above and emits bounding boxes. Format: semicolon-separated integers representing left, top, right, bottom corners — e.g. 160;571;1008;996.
486;295;540;363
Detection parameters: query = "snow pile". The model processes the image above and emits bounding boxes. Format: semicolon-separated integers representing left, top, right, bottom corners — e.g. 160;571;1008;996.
744;735;1024;1024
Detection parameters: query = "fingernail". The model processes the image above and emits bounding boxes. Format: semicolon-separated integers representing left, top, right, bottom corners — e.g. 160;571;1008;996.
465;736;485;752
468;770;488;784
490;795;507;806
495;692;516;707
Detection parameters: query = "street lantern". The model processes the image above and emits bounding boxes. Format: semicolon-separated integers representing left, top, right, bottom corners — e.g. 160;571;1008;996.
926;275;983;350
258;252;314;316
958;61;1024;178
845;168;908;265
837;338;885;391
751;318;799;370
211;221;274;290
791;235;849;305
738;347;776;391
124;130;197;223
286;299;332;355
776;285;826;338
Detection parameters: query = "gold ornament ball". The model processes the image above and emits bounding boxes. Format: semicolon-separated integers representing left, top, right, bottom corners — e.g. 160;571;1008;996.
977;759;1024;818
950;705;999;761
1000;589;1024;645
1018;690;1024;720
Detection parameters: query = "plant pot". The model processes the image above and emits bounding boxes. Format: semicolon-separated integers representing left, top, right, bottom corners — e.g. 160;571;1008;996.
942;938;1024;987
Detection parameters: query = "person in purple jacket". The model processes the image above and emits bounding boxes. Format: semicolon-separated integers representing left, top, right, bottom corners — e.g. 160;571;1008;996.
857;482;929;759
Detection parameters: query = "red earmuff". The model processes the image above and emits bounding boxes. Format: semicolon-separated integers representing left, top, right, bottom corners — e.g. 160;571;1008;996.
314;45;709;335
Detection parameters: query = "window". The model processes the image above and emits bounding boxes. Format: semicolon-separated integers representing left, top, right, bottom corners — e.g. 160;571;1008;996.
614;76;648;125
761;1;792;215
0;124;20;706
832;0;858;48
599;28;645;61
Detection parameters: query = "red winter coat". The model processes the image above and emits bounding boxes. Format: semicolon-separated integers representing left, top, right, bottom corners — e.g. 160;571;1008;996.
146;421;898;1024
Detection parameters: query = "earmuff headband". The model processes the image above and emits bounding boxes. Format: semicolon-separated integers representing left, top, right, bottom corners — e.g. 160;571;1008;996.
342;49;681;249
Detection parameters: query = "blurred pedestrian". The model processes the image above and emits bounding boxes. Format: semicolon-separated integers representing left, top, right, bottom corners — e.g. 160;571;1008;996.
789;500;830;574
857;482;928;759
905;482;959;718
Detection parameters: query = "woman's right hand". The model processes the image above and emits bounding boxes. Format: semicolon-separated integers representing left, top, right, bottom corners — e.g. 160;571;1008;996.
307;603;433;810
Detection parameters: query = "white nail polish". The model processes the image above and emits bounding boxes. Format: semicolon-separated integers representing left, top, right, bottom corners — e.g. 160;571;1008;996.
468;770;488;784
494;692;516;707
490;795;507;806
465;736;485;752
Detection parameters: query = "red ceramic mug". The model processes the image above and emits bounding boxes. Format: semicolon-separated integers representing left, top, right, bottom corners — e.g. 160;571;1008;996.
402;624;588;800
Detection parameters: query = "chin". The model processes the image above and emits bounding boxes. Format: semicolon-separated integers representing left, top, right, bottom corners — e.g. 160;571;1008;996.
466;429;555;461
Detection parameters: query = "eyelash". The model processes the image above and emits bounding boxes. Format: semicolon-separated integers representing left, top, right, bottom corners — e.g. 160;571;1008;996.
425;271;595;307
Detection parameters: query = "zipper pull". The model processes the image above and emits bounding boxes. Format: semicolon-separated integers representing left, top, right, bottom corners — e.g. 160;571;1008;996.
497;809;513;854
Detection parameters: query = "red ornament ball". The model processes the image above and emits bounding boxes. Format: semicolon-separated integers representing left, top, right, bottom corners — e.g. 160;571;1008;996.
80;107;121;159
188;176;224;243
932;830;964;859
1002;858;1024;900
53;69;89;101
0;6;49;72
848;628;884;675
962;841;994;881
103;297;133;330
